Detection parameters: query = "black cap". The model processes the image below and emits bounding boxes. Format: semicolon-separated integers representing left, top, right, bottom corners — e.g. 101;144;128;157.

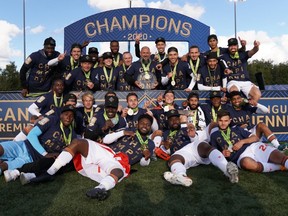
206;52;218;60
228;38;238;46
61;105;75;115
80;55;93;63
102;52;113;60
88;47;99;54
138;114;153;124
207;34;218;42
187;92;199;100
63;93;77;103
105;95;119;108
44;37;56;46
155;37;166;44
167;47;178;53
166;109;180;119
210;91;222;98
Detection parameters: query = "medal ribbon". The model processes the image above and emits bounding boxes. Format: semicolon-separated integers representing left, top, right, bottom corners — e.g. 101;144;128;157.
53;93;63;107
211;105;221;122
70;56;78;70
84;108;94;123
189;58;200;76
230;51;239;59
141;60;151;76
84;70;91;80
157;53;167;62
113;54;120;66
168;130;178;140
60;122;73;146
136;130;149;150
93;62;98;68
220;127;233;149
103;110;119;124
170;61;178;82
103;67;113;83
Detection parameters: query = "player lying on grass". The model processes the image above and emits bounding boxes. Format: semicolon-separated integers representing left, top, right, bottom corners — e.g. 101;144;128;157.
210;109;288;173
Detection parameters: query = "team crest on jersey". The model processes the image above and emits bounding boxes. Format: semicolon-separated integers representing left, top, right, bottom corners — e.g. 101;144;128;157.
25;56;32;65
65;73;72;80
37;96;46;103
197;73;201;82
38;117;50;125
89;117;97;126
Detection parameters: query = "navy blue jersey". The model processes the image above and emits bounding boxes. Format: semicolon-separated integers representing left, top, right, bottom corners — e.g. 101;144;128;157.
94;66;118;90
125;60;161;90
109;130;155;165
162;60;192;90
125;108;147;130
151;53;168;63
84;112;127;142
197;65;223;87
77;107;99;128
56;55;80;80
34;91;63;116
64;67;98;92
220;51;251;82
204;47;228;57
116;65;134;91
210;126;252;163
226;104;257;130
163;127;191;154
25;115;77;154
20;49;60;92
151;104;180;130
201;103;228;124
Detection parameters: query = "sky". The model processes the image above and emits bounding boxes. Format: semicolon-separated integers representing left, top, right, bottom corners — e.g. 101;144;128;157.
1;0;288;70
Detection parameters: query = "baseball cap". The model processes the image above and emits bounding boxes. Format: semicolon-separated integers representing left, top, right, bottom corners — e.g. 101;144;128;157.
206;52;218;60
166;109;180;119
228;38;238;46
102;52;113;60
138;114;153;124
155;37;166;44
80;55;93;63
105;95;119;108
44;37;56;46
63;93;77;104
167;47;178;53
88;47;99;54
210;91;222;98
61;105;76;115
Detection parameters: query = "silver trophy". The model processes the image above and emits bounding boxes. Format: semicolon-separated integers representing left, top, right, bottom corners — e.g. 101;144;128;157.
137;72;158;90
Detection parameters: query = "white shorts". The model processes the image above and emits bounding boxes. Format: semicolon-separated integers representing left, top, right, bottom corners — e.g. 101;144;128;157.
73;139;128;183
173;140;210;169
227;80;258;98
237;142;276;168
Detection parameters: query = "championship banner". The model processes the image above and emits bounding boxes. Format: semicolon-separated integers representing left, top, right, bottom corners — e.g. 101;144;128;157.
64;7;210;53
0;91;287;141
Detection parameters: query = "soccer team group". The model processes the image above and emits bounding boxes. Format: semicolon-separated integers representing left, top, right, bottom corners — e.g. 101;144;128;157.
0;34;288;201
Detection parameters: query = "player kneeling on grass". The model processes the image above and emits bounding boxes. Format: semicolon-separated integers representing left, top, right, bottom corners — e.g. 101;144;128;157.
19;114;155;201
164;123;239;187
210;109;288;173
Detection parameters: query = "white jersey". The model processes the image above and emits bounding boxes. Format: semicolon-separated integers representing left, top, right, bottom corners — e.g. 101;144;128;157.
73;139;129;183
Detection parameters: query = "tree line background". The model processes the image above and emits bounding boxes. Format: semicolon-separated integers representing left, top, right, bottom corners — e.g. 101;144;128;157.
0;60;287;91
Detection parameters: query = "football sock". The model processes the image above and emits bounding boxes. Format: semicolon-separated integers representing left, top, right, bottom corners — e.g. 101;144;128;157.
170;162;186;176
209;149;228;175
97;175;116;191
47;151;73;175
270;138;280;148
261;162;281;172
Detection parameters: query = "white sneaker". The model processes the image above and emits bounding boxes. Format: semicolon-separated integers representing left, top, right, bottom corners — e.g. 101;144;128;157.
20;172;36;185
4;170;20;182
164;171;193;187
226;162;239;183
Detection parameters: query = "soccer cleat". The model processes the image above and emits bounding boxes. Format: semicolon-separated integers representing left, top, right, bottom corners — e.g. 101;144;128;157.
20;172;36;185
226;162;239;183
163;171;193;187
86;187;109;200
4;170;20;182
277;143;288;152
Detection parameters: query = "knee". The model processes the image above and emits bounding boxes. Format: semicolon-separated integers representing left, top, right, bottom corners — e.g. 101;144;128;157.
240;158;263;172
111;168;124;180
198;142;213;158
168;154;184;167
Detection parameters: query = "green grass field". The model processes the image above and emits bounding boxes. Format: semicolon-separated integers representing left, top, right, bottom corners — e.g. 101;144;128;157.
1;158;288;216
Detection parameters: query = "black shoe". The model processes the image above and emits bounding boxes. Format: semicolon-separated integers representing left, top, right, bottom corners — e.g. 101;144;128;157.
30;172;55;184
86;187;109;200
